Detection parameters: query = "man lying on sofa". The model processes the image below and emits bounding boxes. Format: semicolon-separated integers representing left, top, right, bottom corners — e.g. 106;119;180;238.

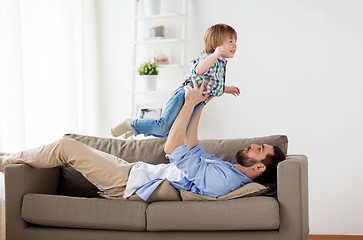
0;78;285;201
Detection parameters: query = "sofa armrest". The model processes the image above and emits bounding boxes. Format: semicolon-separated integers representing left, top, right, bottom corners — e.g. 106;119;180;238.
277;154;309;240
5;164;60;240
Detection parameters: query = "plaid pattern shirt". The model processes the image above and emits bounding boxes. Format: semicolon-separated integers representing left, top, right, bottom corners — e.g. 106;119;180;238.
184;55;227;97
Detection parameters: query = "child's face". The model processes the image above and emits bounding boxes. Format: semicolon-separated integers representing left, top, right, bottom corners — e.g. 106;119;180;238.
220;38;237;58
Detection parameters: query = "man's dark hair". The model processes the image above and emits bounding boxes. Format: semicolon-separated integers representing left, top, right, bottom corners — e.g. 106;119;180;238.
235;145;286;184
255;146;285;184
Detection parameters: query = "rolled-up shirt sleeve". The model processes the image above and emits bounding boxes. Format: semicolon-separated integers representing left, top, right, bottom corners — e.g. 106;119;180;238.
191;58;217;79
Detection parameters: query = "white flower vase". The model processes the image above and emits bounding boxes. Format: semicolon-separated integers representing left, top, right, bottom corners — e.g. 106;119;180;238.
139;75;157;91
144;0;161;15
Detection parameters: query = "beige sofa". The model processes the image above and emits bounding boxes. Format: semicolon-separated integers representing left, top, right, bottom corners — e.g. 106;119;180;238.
5;133;309;240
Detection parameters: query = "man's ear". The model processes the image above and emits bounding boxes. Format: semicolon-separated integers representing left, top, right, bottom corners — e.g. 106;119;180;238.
253;163;266;174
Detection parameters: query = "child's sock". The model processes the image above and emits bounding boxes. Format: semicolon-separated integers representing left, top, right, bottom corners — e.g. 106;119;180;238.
111;119;132;137
123;131;133;139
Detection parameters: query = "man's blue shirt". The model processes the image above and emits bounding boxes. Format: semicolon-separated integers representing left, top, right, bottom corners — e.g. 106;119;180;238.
135;145;252;200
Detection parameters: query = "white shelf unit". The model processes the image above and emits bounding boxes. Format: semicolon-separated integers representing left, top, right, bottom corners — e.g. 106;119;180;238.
130;0;188;118
136;38;179;44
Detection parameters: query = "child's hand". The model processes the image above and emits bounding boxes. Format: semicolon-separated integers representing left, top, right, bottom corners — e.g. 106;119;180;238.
213;45;228;58
225;85;240;97
184;79;209;105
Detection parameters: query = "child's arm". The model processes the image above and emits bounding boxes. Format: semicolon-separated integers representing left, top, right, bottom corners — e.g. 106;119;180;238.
195;46;228;75
225;85;240;97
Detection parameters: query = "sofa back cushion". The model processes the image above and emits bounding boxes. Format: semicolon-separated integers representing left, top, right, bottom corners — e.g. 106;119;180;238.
59;134;288;198
64;133;169;164
64;133;288;164
199;135;288;164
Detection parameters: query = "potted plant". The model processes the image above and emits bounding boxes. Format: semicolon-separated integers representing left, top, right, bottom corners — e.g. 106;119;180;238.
137;61;159;91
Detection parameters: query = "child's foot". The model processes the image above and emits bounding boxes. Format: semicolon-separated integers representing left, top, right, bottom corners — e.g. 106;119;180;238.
123;130;133;139
111;119;132;137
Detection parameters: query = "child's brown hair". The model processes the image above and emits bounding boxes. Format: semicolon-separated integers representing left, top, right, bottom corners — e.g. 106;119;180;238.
203;24;237;54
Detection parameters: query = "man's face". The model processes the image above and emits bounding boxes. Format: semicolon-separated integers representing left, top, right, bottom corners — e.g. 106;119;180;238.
237;144;275;167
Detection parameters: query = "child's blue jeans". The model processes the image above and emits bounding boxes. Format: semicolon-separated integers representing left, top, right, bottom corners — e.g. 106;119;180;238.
130;82;204;139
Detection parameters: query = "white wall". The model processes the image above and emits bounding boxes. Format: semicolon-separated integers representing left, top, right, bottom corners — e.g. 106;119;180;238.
97;0;363;235
96;0;134;135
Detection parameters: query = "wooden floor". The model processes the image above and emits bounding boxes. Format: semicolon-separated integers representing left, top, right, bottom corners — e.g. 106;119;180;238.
308;235;363;240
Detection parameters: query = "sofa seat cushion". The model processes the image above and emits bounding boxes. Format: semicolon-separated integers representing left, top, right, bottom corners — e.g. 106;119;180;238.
146;196;279;231
22;193;148;231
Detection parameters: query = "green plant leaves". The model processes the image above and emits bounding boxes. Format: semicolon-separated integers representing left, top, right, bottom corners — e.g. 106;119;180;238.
137;61;159;75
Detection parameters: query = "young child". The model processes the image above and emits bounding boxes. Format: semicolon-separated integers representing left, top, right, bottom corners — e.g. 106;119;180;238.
111;23;240;139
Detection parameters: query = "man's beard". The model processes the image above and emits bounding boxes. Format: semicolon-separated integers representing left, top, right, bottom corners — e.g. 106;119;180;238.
237;152;258;167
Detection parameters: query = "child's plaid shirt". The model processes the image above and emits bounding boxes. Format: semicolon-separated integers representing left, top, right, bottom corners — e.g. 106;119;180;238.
184;55;227;97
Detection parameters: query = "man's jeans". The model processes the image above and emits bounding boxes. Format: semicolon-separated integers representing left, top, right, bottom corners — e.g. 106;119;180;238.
130;82;204;138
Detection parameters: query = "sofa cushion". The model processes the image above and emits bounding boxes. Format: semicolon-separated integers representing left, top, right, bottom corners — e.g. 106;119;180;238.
198;135;288;164
57;167;100;198
22;193;148;231
64;133;169;164
128;178;182;202
180;182;269;201
146;196;280;231
63;133;288;165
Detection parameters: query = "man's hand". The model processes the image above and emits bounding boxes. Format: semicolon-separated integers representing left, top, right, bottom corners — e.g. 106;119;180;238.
225;85;240;97
183;79;209;105
164;79;208;155
205;95;213;104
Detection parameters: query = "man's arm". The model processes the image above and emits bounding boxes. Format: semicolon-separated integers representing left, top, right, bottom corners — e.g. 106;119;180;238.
164;79;208;155
185;95;213;149
195;46;226;74
185;103;207;150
